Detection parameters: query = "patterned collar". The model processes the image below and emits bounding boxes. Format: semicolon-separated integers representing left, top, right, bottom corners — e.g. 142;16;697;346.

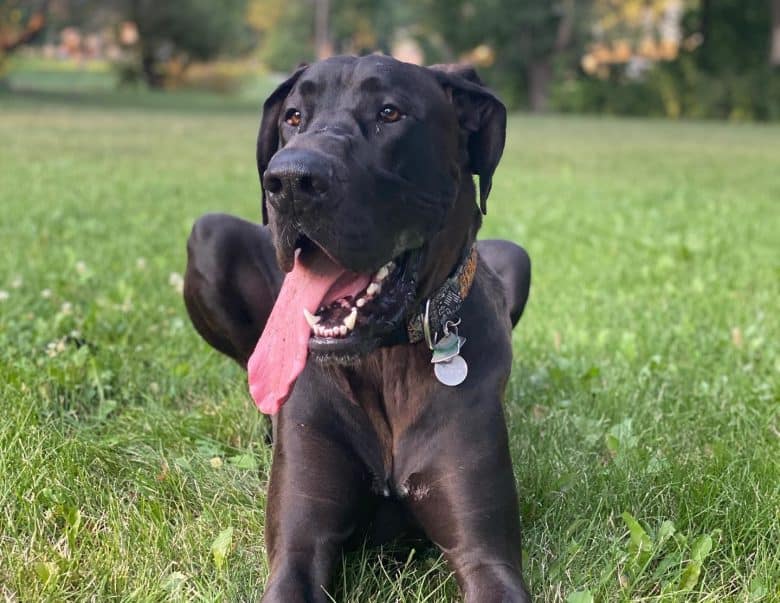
406;245;478;345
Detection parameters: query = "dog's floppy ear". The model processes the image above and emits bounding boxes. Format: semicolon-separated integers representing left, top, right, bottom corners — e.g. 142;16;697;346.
256;64;308;224
428;64;506;215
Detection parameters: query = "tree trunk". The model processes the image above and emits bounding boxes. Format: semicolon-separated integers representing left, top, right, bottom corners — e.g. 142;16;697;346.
699;0;713;69
771;0;780;66
528;60;553;112
314;0;332;59
141;48;164;89
526;1;573;113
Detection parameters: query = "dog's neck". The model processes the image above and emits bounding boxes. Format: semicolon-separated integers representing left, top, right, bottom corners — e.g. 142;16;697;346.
416;176;482;301
405;243;477;345
403;174;482;344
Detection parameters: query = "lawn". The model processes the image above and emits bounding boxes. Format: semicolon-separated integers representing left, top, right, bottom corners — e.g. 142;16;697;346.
0;88;778;602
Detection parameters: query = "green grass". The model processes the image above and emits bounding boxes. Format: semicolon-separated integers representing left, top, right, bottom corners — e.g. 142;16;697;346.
0;88;778;602
2;56;279;112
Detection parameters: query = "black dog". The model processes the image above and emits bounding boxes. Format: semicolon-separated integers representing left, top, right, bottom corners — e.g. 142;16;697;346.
184;55;532;602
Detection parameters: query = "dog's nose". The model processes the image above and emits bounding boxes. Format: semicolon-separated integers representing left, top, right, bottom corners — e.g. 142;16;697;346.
263;149;331;215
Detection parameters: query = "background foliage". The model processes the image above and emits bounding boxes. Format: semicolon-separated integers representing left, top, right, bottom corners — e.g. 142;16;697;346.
1;0;779;119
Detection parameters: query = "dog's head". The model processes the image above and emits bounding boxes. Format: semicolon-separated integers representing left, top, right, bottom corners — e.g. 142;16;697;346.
256;55;506;359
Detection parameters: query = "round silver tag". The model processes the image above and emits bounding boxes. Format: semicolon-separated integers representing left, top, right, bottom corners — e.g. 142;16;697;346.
434;354;468;386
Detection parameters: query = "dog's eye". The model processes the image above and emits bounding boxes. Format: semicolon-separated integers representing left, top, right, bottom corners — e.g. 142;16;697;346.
285;109;302;127
378;105;403;123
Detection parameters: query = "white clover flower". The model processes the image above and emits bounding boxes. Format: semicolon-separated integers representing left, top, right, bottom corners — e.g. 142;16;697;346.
11;276;22;289
75;261;87;275
41;289;52;299
46;338;67;357
136;257;147;270
0;290;9;302
168;272;184;294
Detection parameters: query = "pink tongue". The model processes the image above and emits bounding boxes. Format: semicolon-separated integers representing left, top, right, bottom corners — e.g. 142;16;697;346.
247;251;366;415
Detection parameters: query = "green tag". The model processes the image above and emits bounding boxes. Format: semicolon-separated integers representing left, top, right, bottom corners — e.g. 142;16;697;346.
431;333;466;363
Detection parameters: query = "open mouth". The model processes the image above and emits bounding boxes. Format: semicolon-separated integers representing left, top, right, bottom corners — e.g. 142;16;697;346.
299;238;418;357
305;258;396;337
247;233;419;415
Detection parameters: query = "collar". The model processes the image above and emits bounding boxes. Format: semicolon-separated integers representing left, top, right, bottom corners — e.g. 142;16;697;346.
406;245;478;345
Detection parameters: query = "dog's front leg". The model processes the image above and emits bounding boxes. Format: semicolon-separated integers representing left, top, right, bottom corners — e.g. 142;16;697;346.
398;395;531;603
261;384;367;602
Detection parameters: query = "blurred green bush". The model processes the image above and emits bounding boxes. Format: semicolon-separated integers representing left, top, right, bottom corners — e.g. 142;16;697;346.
553;58;780;121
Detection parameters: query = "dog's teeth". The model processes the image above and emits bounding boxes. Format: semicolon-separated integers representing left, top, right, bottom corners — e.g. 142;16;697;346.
343;308;357;330
338;325;347;336
375;266;389;282
303;308;320;328
356;297;367;308
367;282;381;296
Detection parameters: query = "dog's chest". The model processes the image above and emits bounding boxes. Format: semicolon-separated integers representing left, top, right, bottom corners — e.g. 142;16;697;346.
340;345;437;495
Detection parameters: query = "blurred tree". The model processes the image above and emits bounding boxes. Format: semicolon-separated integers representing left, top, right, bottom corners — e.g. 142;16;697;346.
255;0;314;71
589;0;690;58
558;0;780;120
126;0;250;88
690;0;771;72
325;0;412;55
257;0;413;71
684;0;778;118
424;0;589;111
771;0;780;66
0;0;50;81
315;0;330;58
246;0;286;33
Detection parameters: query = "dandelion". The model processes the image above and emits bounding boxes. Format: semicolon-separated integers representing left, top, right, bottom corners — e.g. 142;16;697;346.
0;290;9;302
168;272;184;294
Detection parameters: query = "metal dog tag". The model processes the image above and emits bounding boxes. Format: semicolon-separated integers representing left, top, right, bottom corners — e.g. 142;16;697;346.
434;354;468;386
430;333;466;364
